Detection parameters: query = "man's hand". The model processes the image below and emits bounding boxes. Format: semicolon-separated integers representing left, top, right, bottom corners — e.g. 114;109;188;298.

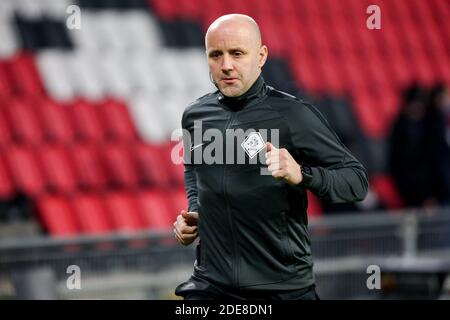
265;142;303;185
173;210;199;246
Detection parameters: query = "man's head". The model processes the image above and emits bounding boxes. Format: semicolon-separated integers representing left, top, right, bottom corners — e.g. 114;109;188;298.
205;14;268;98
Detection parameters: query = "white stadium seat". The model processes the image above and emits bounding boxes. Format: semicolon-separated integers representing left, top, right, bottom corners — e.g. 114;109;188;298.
97;51;132;99
41;0;75;19
0;1;16;20
0;15;19;58
156;51;189;95
118;11;163;51
124;50;161;96
128;93;169;143
13;0;45;19
68;11;101;51
36;50;75;102
69;51;105;101
95;11;127;52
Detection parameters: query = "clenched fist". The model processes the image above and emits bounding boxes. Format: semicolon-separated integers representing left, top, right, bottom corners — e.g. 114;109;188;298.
265;142;303;185
173;210;199;246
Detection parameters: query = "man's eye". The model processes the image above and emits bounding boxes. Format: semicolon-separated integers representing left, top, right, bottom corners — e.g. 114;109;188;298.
233;52;243;57
210;52;221;58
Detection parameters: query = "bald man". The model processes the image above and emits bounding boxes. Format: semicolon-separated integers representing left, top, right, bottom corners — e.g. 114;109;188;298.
174;14;368;300
205;14;267;98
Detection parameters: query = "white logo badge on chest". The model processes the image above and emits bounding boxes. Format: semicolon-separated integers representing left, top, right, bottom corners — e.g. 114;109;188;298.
241;132;266;159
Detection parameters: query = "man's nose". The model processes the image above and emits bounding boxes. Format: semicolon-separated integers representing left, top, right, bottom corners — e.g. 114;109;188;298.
221;55;234;72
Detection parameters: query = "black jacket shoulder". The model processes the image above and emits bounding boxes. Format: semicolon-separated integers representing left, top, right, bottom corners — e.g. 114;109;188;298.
266;87;333;133
182;91;219;127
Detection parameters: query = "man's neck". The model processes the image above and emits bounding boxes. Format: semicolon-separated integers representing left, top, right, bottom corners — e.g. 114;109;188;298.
218;76;265;111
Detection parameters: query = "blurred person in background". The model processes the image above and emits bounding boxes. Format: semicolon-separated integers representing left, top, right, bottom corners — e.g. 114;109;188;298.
389;85;437;208
172;14;368;300
424;84;450;206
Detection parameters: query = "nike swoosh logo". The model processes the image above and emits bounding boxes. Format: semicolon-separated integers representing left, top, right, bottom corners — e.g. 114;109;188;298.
190;143;205;151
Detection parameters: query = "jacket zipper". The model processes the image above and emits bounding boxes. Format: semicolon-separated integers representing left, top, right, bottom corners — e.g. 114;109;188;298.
222;113;240;287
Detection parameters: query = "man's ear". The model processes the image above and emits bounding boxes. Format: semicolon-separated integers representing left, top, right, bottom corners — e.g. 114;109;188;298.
209;71;218;88
259;45;268;68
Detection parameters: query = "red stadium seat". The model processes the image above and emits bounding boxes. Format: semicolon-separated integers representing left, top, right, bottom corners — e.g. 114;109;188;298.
36;195;80;237
307;191;323;220
168;187;189;221
291;55;323;94
317;51;346;95
101;143;140;188
306;23;331;55
382;88;401;121
377;27;403;59
339;53;366;93
103;191;144;231
199;0;227;27
38;145;78;194
97;99;138;141
35;98;75;143
162;141;185;187
178;0;202;19
131;142;172;187
387;55;412;89
5;146;46;197
364;52;392;91
150;0;179;20
70;144;108;191
0;63;13;99
135;189;174;230
0;107;13;146
71;193;112;235
6;52;45;97
69;99;106;142
352;92;387;138
371;174;405;210
259;16;285;57
427;47;448;83
4;98;44;144
412;50;437;86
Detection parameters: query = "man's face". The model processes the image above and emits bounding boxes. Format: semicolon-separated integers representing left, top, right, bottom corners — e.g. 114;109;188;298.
206;25;267;98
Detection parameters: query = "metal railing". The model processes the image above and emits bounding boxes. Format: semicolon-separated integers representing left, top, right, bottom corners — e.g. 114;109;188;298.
0;208;449;299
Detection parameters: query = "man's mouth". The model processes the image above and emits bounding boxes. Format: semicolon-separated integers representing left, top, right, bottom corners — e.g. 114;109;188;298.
222;77;238;84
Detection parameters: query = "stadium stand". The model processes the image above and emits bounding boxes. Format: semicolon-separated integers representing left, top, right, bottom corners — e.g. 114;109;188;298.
0;0;448;239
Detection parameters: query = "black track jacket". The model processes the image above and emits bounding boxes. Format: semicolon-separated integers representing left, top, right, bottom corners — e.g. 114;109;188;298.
181;76;368;290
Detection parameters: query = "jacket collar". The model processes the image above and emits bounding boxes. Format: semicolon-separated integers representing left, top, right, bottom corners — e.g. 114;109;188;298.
218;75;267;111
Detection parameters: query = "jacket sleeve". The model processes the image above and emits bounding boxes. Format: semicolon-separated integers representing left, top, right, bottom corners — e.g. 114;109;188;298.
184;165;199;212
181;110;200;213
287;102;369;203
